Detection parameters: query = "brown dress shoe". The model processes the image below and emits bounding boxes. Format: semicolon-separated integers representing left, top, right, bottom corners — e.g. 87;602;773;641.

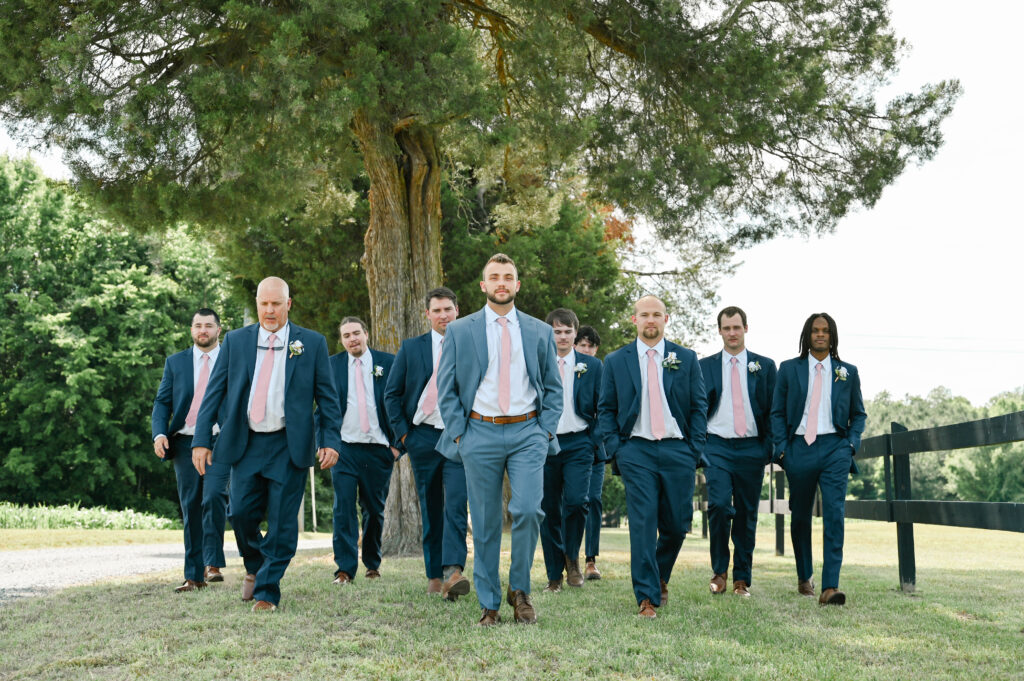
584;560;601;580
332;571;352;585
733;580;751;597
427;578;442;595
477;609;501;626
241;573;256;601
797;579;816;597
709;572;727;595
565;557;584;587
819;588;846;606
252;600;277;612
365;569;381;579
441;570;471;601
660;580;669;605
174;579;207;593
205;566;224;583
506;588;537;624
638;599;657;618
544;578;563;593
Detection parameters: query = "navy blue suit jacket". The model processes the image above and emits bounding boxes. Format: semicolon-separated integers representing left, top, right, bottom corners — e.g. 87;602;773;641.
769;355;867;471
435;306;563;460
699;350;777;460
192;323;343;469
558;352;605;456
597;340;708;459
322;349;396;448
151;348;225;456
383;332;435;450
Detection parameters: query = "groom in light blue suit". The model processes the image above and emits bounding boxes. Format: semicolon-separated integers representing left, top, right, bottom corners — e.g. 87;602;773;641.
435;253;563;626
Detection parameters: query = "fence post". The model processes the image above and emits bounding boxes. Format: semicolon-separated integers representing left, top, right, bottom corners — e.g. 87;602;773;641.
775;466;785;556
891;421;916;592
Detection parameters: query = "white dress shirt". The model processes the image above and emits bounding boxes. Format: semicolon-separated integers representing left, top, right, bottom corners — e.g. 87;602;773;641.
707;349;758;438
247;323;289;432
796;355;836;436
341;350;389;446
630;338;683;440
556;349;590;434
175;344;221;437
412;330;445;430
472;306;538;416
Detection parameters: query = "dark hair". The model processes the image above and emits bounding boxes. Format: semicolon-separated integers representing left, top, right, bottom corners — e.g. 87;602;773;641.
192;308;221;326
545;308;579;331
717;306;747;328
425;286;457;309
575;325;601;347
798;312;841;361
338;316;368;334
481;252;517;279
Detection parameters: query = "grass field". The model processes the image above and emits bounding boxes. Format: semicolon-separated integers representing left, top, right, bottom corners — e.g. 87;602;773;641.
1;519;1022;681
0;529;331;551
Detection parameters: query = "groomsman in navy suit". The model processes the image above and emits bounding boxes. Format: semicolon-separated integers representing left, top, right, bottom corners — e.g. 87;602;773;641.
324;316;398;585
597;295;707;618
192;277;343;612
539;309;603;591
699;306;777;598
435;253;563;626
573;325;606;580
151;308;231;591
770;313;866;606
384;287;471;599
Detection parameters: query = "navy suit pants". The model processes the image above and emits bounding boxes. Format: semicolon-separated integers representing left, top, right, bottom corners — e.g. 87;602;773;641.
784;433;852;590
331;441;394;577
704;434;765;585
169;434;230;582
583;459;605;558
540;430;594;580
617;437;697;606
229;429;306;606
405;425;469;578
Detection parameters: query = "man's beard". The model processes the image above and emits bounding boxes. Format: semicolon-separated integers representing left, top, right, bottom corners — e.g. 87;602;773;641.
194;336;217;350
641;326;661;340
486;290;516;306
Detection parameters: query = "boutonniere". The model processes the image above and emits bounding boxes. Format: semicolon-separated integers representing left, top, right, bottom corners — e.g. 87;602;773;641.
288;340;304;358
574;362;588;377
748;361;761;374
662;352;680;370
834;366;848;382
373;365;384;379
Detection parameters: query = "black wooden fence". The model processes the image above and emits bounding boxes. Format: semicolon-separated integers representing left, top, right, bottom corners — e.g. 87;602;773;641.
730;413;1024;592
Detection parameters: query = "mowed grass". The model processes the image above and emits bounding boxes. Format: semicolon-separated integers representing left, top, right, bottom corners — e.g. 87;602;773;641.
1;520;1022;681
0;529;332;551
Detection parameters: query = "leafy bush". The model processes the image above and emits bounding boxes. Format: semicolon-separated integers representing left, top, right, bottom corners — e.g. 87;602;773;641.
0;501;181;530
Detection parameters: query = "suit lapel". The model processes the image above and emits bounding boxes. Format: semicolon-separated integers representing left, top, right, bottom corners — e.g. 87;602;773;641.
245;324;259;390
471;311;488;372
796;356;809;407
370;351;385;405
571;355;582;404
830;359;842;416
339;353;350;405
285;325;299;395
624;343;641;396
745;353;759;416
419;333;433;382
661;342;676;394
711;351;723;411
521;316;540;385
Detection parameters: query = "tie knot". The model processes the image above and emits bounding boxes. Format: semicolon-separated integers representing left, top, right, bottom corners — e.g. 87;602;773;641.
647;348;656;359
354;357;362;366
730;356;738;365
268;333;278;344
496;316;508;328
815;362;823;371
201;353;209;363
558;358;565;367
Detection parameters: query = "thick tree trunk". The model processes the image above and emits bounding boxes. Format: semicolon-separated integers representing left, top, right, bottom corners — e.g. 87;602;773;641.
352;109;443;556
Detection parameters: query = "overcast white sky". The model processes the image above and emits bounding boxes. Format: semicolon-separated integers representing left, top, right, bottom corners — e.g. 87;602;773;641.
2;1;1021;405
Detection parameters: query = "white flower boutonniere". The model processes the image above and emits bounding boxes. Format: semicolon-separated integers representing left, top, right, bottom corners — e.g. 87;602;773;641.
748;361;761;374
574;362;588;377
288;340;304;358
373;365;384;379
662;352;681;370
834;366;848;382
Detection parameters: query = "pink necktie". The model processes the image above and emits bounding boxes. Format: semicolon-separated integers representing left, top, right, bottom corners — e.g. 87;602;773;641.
420;339;443;416
354;357;370;433
730;357;746;437
185;353;210;427
249;333;277;424
805;362;823;445
647;349;666;440
497;317;511;413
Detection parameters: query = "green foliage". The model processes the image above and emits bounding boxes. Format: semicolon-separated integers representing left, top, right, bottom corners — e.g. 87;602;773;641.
0;155;243;514
946;390;1024;503
0;501;181;530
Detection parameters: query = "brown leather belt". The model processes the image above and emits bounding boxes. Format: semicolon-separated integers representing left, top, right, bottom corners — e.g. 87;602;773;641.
469;410;538;425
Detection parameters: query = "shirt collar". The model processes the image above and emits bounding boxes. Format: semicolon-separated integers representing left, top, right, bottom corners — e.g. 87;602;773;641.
809;354;832;373
636;337;666;358
431;329;444;347
258;323;288;345
558;348;576;366
484;304;518;327
350;349;372;368
192;344;220;361
723;348;747;367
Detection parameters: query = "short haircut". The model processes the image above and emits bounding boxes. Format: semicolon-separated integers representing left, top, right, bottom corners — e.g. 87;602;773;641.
192;308;221;326
717;306;747;328
575;325;601;347
425;286;457;309
633;294;666;314
481;252;517;280
338;316;368;334
798;312;841;361
545;308;579;331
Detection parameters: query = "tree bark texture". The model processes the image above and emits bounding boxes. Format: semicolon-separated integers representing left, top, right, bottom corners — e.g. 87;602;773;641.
352;109;443;556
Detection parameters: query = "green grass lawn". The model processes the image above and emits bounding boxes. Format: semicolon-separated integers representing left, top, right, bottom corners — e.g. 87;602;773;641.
0;529;332;551
1;519;1022;681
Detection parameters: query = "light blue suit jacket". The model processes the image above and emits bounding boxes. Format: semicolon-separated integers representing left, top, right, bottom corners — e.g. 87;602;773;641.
434;306;563;460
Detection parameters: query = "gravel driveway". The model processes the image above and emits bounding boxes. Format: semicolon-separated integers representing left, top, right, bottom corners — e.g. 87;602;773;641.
0;538;333;605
